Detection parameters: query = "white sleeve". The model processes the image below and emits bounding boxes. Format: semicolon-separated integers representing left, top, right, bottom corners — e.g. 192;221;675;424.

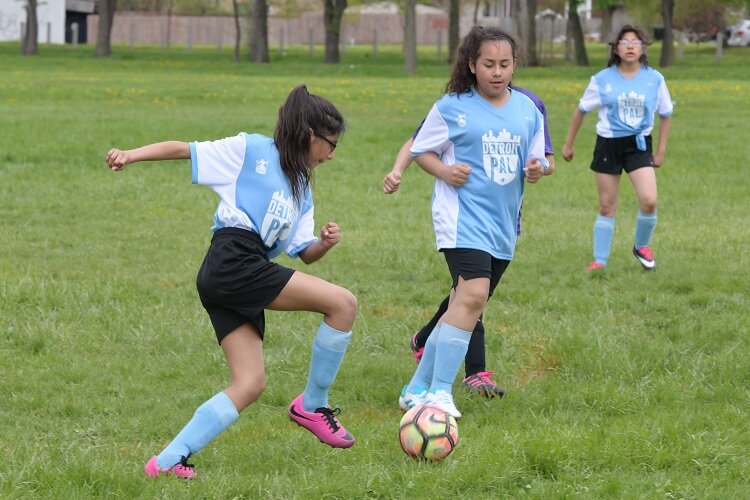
578;76;601;113
656;78;674;117
410;104;449;156
190;133;246;187
529;110;548;167
285;198;317;258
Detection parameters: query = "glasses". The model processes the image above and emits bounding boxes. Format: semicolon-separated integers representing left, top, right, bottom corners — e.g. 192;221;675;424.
618;39;643;48
319;135;338;152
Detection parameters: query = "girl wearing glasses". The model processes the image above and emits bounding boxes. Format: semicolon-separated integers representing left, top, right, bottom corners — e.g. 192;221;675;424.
562;25;673;272
106;85;357;478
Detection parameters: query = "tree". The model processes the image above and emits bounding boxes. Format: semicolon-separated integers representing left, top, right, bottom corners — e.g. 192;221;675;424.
512;0;539;67
249;0;269;62
525;0;539;66
404;0;417;73
447;0;459;63
95;0;118;56
659;0;674;67
232;0;241;62
595;0;622;43
323;0;347;63
21;0;38;55
567;0;588;66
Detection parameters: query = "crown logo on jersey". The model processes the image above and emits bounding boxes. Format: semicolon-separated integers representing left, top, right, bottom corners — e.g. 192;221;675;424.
255;158;268;174
482;129;514;143
456;113;467;128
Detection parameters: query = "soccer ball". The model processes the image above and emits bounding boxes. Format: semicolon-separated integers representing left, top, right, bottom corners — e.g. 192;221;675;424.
398;405;458;461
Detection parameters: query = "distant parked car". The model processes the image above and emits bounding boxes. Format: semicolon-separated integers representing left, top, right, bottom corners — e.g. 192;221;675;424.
727;20;750;46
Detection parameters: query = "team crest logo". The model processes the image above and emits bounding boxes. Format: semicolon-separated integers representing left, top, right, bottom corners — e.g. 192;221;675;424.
604;83;613;94
456;114;467;128
617;91;645;127
482;129;520;186
255;158;268;174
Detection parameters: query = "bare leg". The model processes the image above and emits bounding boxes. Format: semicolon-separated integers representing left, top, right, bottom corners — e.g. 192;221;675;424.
628;166;657;214
268;271;357;332
220;323;265;412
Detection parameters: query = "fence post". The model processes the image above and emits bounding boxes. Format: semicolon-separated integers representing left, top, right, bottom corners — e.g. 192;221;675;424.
279;26;285;56
129;20;136;48
46;22;51;45
216;17;223;52
437;29;442;59
372;27;378;57
72;23;78;47
677;31;686;61
308;28;313;58
715;31;723;63
160;22;167;51
187;19;193;53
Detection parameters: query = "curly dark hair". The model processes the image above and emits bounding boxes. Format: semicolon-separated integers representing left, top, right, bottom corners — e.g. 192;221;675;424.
446;25;517;95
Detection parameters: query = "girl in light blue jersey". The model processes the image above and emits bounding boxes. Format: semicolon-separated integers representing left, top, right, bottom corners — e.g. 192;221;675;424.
106;85;357;478
562;25;673;272
384;85;555;400
398;26;548;418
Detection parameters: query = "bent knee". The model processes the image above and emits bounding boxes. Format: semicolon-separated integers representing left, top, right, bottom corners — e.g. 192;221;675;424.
454;288;489;315
640;200;657;213
339;288;358;326
326;286;357;331
234;376;265;407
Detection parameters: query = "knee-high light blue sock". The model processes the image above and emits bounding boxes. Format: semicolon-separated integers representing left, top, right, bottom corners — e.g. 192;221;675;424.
407;326;439;394
302;322;352;411
593;214;615;265
430;323;471;394
156;391;239;469
634;210;657;249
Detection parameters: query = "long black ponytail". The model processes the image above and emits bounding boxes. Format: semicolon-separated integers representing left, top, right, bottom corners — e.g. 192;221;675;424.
273;85;345;204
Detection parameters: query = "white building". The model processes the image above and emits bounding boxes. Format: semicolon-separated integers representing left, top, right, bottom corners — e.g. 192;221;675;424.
0;0;95;44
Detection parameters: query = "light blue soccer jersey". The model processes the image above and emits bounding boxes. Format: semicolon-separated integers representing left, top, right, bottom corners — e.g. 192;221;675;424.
411;89;547;260
579;65;673;146
189;133;317;259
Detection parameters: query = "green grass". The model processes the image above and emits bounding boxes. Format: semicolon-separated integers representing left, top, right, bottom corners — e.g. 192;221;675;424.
1;41;749;498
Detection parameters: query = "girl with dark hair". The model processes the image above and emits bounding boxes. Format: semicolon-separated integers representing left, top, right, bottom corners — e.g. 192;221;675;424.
562;25;673;271
106;85;357;478
383;82;556;400
398;26;549;418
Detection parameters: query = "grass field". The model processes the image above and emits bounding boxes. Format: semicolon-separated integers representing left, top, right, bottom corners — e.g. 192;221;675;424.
1;41;749;498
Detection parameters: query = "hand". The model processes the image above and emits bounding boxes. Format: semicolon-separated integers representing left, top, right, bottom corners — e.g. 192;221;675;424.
383;170;402;194
319;222;341;249
444;163;471;187
653;151;665;168
523;157;545;184
106;148;132;171
562;144;574;162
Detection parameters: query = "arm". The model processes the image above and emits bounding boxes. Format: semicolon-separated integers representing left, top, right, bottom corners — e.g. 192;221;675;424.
653;116;671;167
106;141;191;171
414;152;471;187
562;108;586;162
383;137;415;194
544;154;555;175
298;222;341;264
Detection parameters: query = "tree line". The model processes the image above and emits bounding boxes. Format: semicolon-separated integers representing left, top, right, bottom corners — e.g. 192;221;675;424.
19;0;750;70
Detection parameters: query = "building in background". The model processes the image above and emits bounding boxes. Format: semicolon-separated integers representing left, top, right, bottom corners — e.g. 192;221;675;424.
0;0;95;44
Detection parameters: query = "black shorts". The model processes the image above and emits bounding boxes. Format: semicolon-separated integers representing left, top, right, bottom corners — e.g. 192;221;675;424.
196;228;295;344
441;248;510;299
590;135;654;175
